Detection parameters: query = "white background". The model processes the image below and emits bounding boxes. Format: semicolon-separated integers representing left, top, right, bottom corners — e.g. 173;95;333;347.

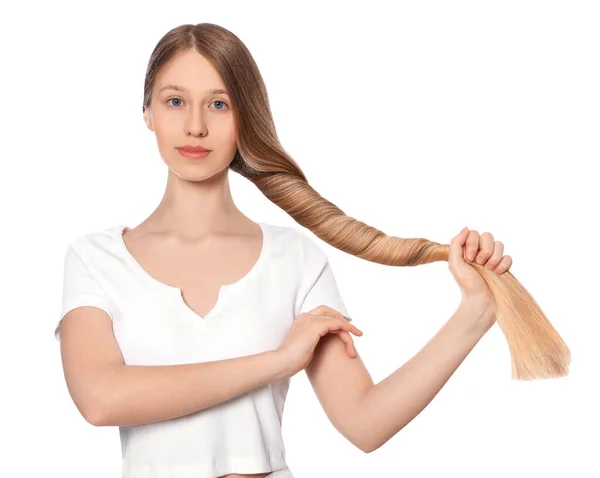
1;0;598;476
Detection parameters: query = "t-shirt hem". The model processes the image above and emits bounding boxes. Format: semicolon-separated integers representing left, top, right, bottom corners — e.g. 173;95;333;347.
121;452;288;478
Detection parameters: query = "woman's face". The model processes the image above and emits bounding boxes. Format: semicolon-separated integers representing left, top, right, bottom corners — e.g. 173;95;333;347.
144;48;237;181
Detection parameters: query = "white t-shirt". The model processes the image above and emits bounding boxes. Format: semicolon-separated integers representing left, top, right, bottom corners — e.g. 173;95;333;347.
55;221;351;478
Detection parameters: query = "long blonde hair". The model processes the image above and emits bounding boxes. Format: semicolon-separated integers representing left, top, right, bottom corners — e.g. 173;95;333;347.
142;23;570;380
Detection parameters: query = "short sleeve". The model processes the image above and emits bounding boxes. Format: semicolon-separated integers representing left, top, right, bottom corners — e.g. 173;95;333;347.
55;244;116;342
296;233;352;322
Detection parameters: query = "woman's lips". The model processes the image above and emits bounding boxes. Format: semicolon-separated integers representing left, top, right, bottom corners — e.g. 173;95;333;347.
177;148;211;159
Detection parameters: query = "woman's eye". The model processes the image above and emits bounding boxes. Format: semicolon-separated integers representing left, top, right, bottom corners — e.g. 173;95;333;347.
166;98;183;107
211;100;229;110
166;98;229;110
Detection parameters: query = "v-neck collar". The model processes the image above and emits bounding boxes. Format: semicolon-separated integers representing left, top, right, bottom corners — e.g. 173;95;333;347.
113;222;272;323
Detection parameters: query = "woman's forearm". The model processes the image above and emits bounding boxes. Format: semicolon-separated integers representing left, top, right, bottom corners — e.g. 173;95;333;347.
357;304;494;453
94;350;289;427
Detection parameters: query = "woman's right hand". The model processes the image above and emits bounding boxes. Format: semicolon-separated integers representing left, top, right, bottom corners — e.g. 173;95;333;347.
276;305;363;377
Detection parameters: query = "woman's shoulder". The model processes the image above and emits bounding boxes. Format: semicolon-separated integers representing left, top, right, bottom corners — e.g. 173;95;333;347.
269;224;329;275
63;223;123;259
262;222;324;254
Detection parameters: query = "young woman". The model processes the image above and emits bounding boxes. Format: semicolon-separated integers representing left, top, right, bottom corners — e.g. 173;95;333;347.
55;23;511;478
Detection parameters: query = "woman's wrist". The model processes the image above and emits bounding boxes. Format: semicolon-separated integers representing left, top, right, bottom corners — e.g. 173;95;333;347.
455;296;496;335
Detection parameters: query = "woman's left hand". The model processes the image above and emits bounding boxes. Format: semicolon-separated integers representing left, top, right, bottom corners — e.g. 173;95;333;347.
449;227;513;327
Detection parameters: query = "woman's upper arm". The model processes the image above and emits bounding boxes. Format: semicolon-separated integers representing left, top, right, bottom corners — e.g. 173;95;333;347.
59;306;124;425
56;241;123;425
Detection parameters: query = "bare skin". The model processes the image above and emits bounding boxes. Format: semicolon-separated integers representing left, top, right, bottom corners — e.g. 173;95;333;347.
132;47;274;478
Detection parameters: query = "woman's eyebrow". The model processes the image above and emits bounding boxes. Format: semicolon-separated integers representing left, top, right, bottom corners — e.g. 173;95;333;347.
158;85;229;96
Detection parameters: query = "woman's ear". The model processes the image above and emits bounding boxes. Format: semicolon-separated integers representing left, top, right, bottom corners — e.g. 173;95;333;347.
143;108;154;132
